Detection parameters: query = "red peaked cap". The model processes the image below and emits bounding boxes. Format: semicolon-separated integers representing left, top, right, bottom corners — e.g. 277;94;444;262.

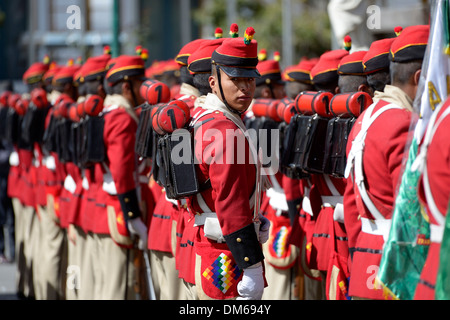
363;38;395;74
256;59;283;86
284;58;318;83
53;65;81;86
211;27;260;78
175;39;208;66
23;62;50;85
79;54;111;82
43;63;62;85
187;38;225;74
338;50;368;75
105;55;146;85
310;49;349;85
390;24;429;62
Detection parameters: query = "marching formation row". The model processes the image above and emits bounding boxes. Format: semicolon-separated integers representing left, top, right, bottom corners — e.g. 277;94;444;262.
0;20;446;301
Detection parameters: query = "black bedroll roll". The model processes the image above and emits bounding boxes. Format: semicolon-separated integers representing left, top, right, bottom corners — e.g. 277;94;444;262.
302;115;330;174
135;104;152;158
21;105;48;146
324;117;355;177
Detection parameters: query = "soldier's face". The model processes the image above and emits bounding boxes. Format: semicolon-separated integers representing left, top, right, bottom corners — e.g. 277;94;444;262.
210;68;256;112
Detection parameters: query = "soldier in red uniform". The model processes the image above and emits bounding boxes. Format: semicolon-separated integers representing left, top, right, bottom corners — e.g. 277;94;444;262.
95;55;151;300
186;27;270;300
344;25;429;299
162;37;226;300
414;95;450;300
146;38;206;300
65;53;111;300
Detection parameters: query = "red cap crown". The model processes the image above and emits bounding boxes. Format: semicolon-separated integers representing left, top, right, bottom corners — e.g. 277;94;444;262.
53;64;81;86
338;50;368;75
211;27;260;78
79;54;111;82
105;55;146;84
188;38;225;74
390;24;429;62
23;62;50;85
256;59;282;86
284;58;318;83
310;50;349;85
175;39;207;66
362;38;396;74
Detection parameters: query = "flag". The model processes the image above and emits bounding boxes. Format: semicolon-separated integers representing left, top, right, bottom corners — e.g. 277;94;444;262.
376;0;450;300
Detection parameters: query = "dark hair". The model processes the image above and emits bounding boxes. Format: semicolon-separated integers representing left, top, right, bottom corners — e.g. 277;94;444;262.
77;82;87;97
285;81;314;99
314;80;339;93
84;79;103;95
338;75;368;93
193;73;212;96
179;66;194;86
367;70;391;92
390;60;423;85
109;81;124;95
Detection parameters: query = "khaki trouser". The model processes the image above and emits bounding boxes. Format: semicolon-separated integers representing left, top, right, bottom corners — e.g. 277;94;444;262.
66;224;95;300
149;250;187;300
12;198;27;296
182;280;198;300
21;204;38;299
92;233;136;300
262;263;296;300
36;195;67;300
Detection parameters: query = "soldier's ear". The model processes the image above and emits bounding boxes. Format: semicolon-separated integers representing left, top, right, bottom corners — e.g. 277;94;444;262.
260;86;272;99
209;74;216;92
358;83;373;97
121;81;131;94
413;69;421;86
334;86;341;94
97;84;106;99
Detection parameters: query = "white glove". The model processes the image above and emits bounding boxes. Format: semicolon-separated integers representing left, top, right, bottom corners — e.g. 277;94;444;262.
237;262;264;300
127;217;148;250
258;214;270;244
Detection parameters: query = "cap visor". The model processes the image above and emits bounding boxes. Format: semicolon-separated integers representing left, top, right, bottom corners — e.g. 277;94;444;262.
220;66;261;78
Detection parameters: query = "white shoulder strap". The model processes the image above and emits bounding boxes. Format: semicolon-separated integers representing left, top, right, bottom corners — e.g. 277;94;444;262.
345;103;403;220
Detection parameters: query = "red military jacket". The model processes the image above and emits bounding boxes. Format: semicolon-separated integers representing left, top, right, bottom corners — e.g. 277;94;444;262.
100;95;151;248
186;95;265;299
414;97;450;300
18;148;35;208
344;95;412;299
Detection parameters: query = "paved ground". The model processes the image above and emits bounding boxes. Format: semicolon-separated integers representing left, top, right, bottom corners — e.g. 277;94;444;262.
0;261;19;300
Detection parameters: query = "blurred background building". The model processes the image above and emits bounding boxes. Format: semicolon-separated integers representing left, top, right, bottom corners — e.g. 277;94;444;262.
0;0;430;93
